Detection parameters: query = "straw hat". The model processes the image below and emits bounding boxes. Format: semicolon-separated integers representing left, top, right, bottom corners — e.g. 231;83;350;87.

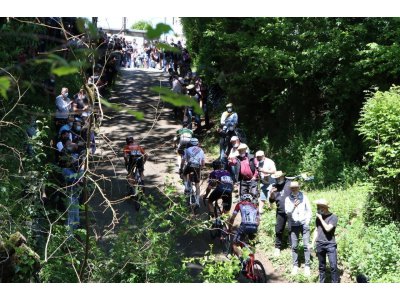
314;198;330;207
271;171;285;179
290;181;300;188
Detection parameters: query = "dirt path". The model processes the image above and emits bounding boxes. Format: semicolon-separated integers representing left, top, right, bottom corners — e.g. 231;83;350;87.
90;68;286;283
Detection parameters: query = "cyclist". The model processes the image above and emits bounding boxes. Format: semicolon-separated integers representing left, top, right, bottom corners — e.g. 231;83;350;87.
123;136;148;182
220;103;238;128
218;103;238;160
182;137;205;207
174;121;193;175
228;193;260;258
203;159;234;217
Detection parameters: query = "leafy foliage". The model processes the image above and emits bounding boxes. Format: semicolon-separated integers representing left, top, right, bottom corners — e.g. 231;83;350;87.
357;86;400;221
146;23;173;40
150;86;202;114
130;20;152;31
186;249;241;283
182;17;400;187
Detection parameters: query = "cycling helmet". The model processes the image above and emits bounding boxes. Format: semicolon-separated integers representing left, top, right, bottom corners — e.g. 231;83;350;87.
241;193;253;202
212;159;222;170
190;137;199;146
126;136;134;144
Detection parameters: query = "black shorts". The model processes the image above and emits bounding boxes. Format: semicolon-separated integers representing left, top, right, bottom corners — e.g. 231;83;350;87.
234;224;258;244
208;186;233;212
128;156;144;174
183;165;201;183
239;180;259;198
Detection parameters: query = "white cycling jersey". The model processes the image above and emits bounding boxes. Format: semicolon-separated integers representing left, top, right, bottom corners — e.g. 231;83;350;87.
184;146;205;167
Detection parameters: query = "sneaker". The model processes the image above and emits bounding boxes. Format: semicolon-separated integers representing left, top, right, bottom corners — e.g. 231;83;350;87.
291;266;298;275
273;248;281;257
304;266;310;277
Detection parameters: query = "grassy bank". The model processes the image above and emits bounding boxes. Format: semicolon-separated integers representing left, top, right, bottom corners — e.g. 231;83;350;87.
258;183;400;283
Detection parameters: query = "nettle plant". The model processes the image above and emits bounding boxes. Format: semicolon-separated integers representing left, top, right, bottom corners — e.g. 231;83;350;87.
357;86;400;222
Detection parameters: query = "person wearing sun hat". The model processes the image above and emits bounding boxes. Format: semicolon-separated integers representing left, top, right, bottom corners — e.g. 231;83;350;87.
311;198;339;283
269;170;291;257
285;181;312;276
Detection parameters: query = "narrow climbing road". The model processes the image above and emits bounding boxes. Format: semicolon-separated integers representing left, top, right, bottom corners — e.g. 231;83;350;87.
89;68;286;283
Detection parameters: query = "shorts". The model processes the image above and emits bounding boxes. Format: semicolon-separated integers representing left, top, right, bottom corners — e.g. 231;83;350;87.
183;165;201;183
209;186;233;212
128;156;144;175
177;137;191;155
234;224;258;244
239;180;259;198
259;183;272;201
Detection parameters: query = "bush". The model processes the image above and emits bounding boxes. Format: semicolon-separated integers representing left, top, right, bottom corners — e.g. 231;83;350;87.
339;221;400;282
187;250;241;283
362;194;393;227
357;85;400;222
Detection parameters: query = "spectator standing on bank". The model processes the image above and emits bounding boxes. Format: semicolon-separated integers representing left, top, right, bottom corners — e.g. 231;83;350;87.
285;181;312;276
311;199;340;283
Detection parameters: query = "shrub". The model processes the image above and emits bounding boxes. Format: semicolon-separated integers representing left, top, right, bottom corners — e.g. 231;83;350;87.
339;221;400;282
187;250;241;283
357;85;400;222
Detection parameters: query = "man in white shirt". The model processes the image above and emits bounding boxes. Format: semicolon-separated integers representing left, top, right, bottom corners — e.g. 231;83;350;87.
220;103;238;128
252;150;276;213
55;87;72;130
285;181;312;276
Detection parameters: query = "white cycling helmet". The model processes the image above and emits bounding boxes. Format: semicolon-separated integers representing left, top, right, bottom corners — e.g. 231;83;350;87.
241;193;253;202
190;137;199;146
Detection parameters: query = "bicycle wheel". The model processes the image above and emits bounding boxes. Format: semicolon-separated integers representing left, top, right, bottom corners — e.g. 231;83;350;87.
209;220;219;239
210;199;223;239
250;260;267;283
220;223;231;255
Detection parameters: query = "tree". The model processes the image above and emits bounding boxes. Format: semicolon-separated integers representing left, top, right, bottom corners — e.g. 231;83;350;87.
130;20;151;31
357;86;400;222
181;17;400;186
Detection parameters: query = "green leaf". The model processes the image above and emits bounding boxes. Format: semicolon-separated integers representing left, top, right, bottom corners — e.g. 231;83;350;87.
150;86;202;115
157;42;181;53
100;98;144;120
52;66;79;76
146;23;173;39
0;76;11;99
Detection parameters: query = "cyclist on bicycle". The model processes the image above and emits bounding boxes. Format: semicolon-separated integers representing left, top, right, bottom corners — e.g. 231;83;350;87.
182;137;205;207
123;136;148;182
203;159;234;216
174;121;193;175
228;193;260;258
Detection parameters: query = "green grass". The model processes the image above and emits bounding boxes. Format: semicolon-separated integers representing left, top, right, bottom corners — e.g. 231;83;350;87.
258;183;374;283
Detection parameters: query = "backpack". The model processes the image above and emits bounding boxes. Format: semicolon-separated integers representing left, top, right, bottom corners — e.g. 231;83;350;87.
239;157;256;180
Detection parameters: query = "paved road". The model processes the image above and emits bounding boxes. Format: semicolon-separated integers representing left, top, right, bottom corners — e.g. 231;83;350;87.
89;68;285;282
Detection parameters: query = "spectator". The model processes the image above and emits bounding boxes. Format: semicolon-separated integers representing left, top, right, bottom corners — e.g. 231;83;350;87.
236;143;258;197
72;89;88;114
253;150;276;214
285;181;312;276
55;87;72;131
269;171;292;257
311;199;340;283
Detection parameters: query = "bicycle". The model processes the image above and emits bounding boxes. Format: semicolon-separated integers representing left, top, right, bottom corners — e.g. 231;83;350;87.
206;196;231;254
127;162;144;212
185;172;199;215
225;231;268;283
